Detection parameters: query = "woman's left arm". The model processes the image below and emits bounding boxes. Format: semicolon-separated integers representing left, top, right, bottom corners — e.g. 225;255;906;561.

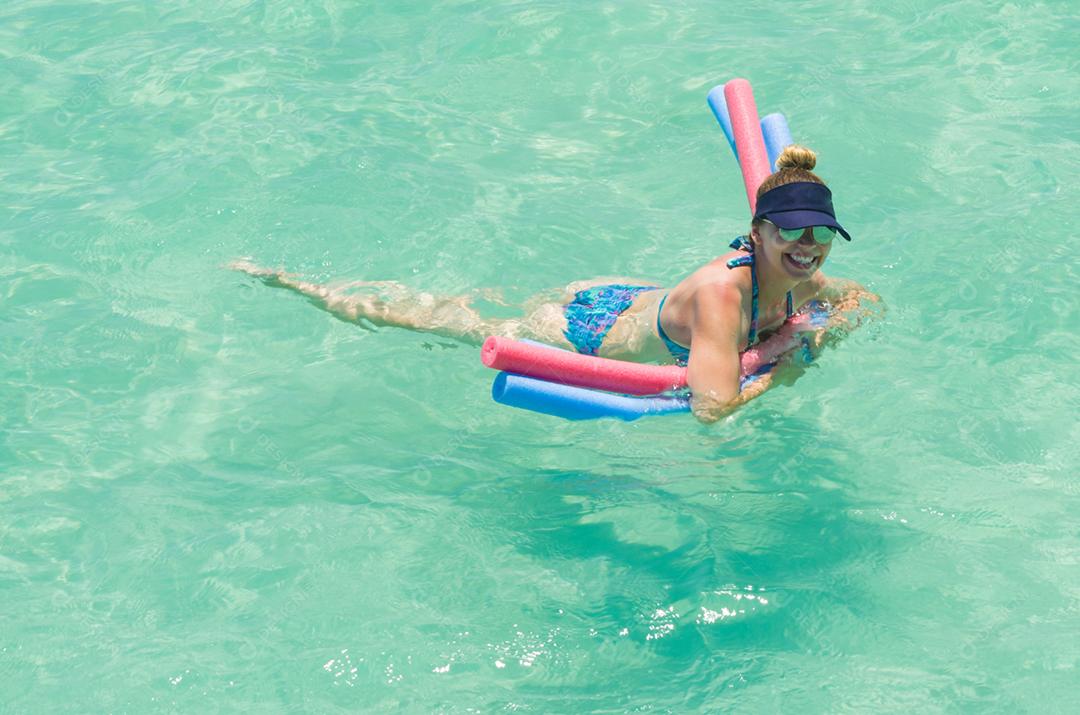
791;274;884;357
818;275;881;312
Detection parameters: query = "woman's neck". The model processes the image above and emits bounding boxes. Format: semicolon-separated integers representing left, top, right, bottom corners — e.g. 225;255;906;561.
755;257;802;310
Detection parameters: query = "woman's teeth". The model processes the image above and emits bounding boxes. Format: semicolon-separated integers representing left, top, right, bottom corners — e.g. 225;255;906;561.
787;254;816;267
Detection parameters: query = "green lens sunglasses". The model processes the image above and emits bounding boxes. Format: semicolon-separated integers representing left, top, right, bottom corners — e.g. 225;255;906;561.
765;220;837;245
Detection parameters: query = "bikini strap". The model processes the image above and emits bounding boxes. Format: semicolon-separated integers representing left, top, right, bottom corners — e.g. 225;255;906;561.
726;235;759;347
729;235;753;252
747;257;760;347
656;292;691;365
727;235;794;346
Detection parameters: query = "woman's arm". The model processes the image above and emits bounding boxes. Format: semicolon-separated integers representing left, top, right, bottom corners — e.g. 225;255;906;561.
776;275;884;364
686;279;846;423
684;283;761;423
819;275;881;312
815;276;884;348
687;276;883;423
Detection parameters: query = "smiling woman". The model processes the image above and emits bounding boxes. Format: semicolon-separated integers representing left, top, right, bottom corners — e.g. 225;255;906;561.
233;148;876;423
640;145;875;421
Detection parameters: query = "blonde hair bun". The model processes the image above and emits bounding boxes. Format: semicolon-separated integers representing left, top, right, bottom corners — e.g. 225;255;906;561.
775;145;817;172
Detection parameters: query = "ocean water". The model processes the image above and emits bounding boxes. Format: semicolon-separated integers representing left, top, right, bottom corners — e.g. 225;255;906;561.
2;0;1078;711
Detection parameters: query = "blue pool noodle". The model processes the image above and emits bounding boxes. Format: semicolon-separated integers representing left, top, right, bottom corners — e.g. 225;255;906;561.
491;370;774;421
706;84;738;160
492;372;690;421
760;112;794;171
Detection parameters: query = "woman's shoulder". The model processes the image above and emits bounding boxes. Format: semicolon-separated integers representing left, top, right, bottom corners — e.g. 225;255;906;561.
675;253;747;294
671;253;751;312
692;247;752;279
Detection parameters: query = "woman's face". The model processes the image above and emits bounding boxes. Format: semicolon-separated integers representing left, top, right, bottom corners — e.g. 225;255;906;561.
753;221;833;279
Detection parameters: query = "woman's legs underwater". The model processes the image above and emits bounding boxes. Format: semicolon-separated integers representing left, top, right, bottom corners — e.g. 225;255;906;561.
230;260;575;346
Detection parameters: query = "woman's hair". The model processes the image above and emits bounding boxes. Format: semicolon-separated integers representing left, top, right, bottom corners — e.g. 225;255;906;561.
748;145;827;242
755;145;825;197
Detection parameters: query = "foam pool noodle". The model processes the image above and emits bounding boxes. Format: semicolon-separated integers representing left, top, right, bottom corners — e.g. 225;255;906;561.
723;79;771;213
760;112;794;171
482;336;686;395
491;372;690;421
706;84;738;161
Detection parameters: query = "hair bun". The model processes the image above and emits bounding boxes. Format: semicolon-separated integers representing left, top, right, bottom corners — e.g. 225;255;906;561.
775;145;817;172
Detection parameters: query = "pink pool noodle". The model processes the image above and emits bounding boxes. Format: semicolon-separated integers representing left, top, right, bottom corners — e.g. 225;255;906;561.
723;79;772;213
482;337;686;395
738;312;813;367
481;332;816;396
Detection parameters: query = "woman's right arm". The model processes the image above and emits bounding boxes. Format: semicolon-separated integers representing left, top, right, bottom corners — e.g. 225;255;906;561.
684;283;752;423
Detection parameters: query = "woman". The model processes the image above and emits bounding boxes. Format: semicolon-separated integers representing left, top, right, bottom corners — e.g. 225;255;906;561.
233;145;877;422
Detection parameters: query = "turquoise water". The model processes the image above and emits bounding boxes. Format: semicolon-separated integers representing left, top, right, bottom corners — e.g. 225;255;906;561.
2;0;1078;711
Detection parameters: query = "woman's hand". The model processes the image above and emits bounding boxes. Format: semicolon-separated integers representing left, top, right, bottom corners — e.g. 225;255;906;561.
690;373;772;423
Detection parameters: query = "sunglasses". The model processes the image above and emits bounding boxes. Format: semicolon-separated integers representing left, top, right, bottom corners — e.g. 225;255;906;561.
765;220;837;245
